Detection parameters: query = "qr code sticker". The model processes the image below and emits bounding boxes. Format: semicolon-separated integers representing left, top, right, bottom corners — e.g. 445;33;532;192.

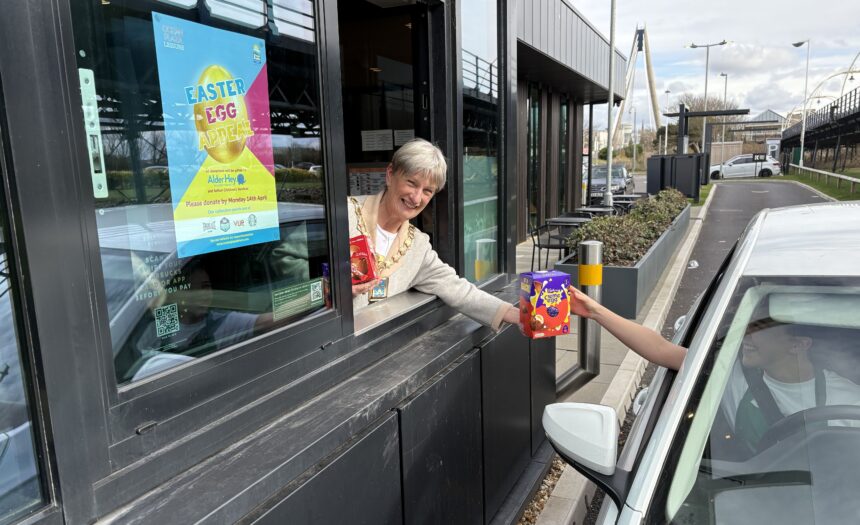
155;303;180;337
310;281;323;302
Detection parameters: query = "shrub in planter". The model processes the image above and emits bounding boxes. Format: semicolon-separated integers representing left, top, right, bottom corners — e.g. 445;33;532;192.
567;188;687;266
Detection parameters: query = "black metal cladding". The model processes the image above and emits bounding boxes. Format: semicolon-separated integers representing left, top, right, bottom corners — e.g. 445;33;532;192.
0;0;614;522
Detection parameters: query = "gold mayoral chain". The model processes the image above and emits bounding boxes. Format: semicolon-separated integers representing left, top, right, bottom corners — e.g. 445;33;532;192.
350;197;415;273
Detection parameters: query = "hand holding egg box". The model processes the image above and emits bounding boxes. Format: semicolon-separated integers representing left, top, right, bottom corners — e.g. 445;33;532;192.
349;235;378;285
519;270;571;339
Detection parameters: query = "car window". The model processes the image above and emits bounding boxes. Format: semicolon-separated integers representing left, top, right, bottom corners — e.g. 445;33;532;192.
70;4;333;385
660;277;860;523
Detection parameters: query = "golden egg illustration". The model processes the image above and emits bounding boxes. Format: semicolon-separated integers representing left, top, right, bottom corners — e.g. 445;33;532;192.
193;65;250;164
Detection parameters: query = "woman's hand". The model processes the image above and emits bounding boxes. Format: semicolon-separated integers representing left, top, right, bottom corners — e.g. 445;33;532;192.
502;305;520;325
568;285;601;319
352;279;380;297
567;284;686;370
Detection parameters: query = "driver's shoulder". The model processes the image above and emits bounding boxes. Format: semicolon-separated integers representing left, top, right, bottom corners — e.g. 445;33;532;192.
823;369;860;401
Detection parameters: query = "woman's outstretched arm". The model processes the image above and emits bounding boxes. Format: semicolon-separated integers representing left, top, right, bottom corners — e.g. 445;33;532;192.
569;286;687;370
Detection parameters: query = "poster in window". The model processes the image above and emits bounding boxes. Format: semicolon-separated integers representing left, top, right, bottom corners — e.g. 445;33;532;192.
152;13;279;257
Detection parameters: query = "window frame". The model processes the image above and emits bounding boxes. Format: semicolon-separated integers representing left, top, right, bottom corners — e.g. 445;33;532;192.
0;0;509;520
75;0;356;460
0;0;359;516
0;70;62;525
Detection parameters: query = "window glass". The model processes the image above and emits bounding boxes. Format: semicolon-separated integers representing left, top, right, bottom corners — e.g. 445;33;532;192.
527;84;541;231
70;1;331;385
661;277;860;524
0;147;44;523
558;99;569;215
461;0;499;282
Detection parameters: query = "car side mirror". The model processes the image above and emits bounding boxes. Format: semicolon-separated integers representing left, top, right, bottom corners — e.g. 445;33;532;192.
543;403;618;475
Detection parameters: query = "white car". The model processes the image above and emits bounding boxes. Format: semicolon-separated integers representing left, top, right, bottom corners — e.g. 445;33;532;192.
710;154;781;180
544;202;860;524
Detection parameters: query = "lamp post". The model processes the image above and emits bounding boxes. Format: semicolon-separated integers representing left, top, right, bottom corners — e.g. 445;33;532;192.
604;0;617;207
720;72;728;173
663;89;670;154
839;50;860;100
686;40;728;149
793;39;810;167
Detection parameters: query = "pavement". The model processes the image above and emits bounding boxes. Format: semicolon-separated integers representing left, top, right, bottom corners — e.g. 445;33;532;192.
514;185;714;525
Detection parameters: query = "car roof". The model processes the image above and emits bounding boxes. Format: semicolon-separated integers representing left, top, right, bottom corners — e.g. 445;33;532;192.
743;202;860;277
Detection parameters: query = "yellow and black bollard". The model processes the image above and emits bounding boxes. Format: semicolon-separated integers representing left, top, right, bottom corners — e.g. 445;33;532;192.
578;240;603;376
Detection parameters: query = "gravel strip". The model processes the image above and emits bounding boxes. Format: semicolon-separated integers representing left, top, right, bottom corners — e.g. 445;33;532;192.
516;457;567;525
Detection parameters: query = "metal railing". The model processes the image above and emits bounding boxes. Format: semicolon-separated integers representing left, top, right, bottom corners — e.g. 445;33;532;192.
783;86;860;139
462;50;497;99
789;163;860;193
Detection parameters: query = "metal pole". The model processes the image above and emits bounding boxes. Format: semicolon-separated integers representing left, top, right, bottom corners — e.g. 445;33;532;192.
587;104;594;205
605;0;616;207
703;46;710;150
578;241;602;375
800;41;810;167
556;240;603;394
664;90;670;154
721;73;727;174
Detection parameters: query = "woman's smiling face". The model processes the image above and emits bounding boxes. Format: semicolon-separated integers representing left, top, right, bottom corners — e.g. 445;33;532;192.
384;166;437;224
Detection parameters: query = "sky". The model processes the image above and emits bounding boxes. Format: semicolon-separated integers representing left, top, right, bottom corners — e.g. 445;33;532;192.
568;0;860;130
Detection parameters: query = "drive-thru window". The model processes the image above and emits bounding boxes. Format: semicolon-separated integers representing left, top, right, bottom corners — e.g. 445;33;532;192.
0;1;623;523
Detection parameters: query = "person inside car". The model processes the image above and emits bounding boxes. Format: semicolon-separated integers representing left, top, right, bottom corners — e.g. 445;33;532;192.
724;315;860;448
569;287;860;449
349;138;519;331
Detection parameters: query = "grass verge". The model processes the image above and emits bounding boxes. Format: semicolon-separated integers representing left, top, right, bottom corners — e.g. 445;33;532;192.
689;183;712;206
781;172;860;201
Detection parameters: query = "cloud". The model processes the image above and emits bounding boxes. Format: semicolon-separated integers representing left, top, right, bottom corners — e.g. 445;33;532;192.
568;0;860;122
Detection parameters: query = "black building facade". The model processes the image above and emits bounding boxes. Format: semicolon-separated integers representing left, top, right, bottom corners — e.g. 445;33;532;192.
0;1;623;523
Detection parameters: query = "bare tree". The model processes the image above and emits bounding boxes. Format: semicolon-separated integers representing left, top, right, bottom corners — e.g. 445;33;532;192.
676;93;740;150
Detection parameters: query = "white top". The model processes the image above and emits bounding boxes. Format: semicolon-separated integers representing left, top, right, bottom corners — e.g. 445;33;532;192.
375;224;398;257
723;363;860;427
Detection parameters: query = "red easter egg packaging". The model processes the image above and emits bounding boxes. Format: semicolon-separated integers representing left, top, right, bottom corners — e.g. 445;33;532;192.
349;235;378;285
519;270;571;339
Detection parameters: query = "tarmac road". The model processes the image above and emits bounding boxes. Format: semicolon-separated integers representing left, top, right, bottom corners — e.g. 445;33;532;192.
659;180;828;337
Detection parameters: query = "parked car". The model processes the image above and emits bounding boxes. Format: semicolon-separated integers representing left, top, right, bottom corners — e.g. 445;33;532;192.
588;165;633;201
544;202;860;524
0;201;331;508
710;154;782;179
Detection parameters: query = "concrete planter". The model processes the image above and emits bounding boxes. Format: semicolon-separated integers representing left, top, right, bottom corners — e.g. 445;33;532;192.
555;205;691;319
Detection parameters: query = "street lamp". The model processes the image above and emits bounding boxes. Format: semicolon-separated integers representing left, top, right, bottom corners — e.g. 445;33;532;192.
686;40;728;150
604;0;617;207
793;39;810;167
720;72;728;173
839;50;860;100
663;89;671;154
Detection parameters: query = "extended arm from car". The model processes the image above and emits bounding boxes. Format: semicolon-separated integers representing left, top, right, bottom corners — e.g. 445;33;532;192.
569;287;686;370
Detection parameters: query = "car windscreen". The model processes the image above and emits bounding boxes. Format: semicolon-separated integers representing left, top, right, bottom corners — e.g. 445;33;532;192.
657;276;860;524
590;167;625;184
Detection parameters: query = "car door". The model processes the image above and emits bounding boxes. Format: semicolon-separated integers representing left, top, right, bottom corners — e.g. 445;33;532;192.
724;156;750;178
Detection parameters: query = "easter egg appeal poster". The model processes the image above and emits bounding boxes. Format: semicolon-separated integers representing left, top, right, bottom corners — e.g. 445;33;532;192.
152;13;279;257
